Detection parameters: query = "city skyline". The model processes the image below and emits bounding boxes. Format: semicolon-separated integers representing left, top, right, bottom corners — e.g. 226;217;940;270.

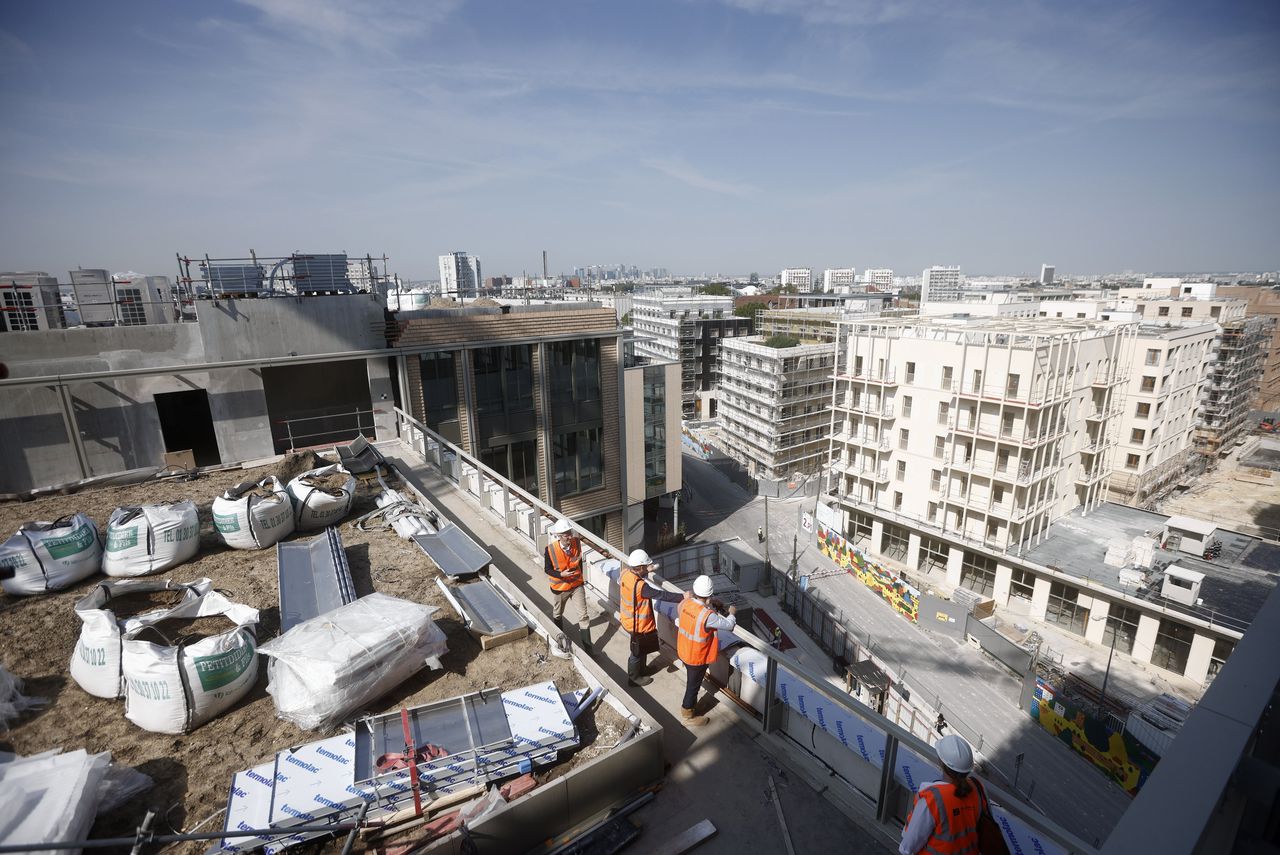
1;0;1277;279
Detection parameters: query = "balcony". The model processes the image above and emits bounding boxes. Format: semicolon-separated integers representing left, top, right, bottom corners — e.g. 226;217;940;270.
1076;466;1108;485
837;367;897;385
832;458;890;482
951;381;1065;408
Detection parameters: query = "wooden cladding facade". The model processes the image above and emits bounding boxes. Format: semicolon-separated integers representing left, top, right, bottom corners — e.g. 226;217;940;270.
398;307;625;545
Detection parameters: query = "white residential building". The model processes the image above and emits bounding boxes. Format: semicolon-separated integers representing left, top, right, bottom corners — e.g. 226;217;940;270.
921;266;963;303
920;291;1040;319
823;268;857;293
1109;324;1216;505
438;251;482;299
863;268;894;290
719;336;836;483
827;317;1136;553
780;268;813;290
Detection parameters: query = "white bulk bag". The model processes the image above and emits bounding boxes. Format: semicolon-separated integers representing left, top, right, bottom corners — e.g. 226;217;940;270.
121;591;259;734
258;593;447;730
286;465;356;531
102;502;201;578
70;577;214;699
212;477;295;550
0;514;102;596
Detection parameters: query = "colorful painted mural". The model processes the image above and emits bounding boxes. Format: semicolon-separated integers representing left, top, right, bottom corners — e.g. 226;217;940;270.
1029;677;1158;796
816;524;920;623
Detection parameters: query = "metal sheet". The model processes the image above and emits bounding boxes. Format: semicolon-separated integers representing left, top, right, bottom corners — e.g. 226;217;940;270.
353;690;511;783
451;579;527;636
336;435;385;474
411;524;490;577
277;527;358;633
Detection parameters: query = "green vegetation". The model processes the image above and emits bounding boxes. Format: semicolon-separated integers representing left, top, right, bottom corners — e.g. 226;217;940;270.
620;312;632;325
734;301;768;318
701;283;733;296
763;334;800;348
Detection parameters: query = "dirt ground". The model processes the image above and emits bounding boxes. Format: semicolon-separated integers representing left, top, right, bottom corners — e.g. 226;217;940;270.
0;452;624;851
1156;441;1280;538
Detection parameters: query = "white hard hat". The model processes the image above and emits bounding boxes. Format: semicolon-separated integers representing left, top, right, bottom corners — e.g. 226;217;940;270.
693;575;714;598
549;518;573;536
935;734;974;775
627;549;653;567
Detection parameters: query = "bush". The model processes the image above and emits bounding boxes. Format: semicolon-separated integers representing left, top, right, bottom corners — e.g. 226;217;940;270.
764;334;800;348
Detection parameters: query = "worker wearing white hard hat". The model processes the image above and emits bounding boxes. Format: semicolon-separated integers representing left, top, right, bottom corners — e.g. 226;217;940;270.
899;734;997;855
675;574;736;726
604;549;687;687
543;518;593;653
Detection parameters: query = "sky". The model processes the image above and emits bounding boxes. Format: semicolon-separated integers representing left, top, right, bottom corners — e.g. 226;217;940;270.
1;0;1277;281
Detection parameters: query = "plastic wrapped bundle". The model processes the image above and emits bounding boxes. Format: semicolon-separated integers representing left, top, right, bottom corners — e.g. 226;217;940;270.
258;592;448;730
70;577;214;699
121;590;259;734
102;501;201;577
0;514;102;596
212;477;295;550
286;465;357;531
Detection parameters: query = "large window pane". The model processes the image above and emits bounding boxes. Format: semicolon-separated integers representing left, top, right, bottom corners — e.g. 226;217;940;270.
1103;604;1141;655
548;339;602;428
554;427;603;497
419;352;460;444
643;366;667;494
473;345;535;443
960;552;996;597
1045;582;1086;636
1151;619;1194;674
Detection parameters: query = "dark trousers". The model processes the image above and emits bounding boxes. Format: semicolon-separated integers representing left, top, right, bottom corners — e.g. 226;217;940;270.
628;630;658;675
682;662;709;710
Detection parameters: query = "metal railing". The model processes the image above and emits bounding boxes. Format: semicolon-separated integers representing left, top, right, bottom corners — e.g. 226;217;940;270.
276;408;376;452
391;406;1099;855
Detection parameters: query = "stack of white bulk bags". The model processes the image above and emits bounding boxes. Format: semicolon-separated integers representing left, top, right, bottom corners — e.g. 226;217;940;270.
102;501;201;577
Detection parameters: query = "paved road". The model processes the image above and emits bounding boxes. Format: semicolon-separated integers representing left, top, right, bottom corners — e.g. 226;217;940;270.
679;451;1132;846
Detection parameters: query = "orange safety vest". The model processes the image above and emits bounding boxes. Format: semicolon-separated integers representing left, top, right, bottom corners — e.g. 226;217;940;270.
677;599;718;666
907;780;984;855
547;539;583;592
620;569;655;634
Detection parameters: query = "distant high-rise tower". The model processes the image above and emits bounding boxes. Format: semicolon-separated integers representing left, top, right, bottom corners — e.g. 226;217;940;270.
439;252;481;299
542;250;548;280
1040;264;1056;286
921;265;962;303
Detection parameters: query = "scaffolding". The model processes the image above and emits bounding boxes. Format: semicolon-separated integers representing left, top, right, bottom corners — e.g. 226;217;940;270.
176;250;391;300
1195;316;1274;455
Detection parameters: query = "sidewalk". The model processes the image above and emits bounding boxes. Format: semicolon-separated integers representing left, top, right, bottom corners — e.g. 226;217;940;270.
384;444;892;854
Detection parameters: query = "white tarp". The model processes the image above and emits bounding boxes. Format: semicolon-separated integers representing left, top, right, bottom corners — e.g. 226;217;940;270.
0;514;102;596
286;466;356;532
0;748;109;855
213;478;296;550
71;578;214;699
257;593;448;730
121;590;260;734
102;502;201;577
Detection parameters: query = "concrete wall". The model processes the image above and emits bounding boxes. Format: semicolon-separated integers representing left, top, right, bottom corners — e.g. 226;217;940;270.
196;293;387;360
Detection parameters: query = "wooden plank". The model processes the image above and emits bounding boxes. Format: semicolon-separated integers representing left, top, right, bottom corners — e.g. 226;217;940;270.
476;624;531;650
648;819;717;855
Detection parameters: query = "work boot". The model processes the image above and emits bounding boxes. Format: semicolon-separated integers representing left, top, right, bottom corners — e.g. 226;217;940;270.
680;706;709;727
553;616;563;631
627;663;653;688
579;627;594;656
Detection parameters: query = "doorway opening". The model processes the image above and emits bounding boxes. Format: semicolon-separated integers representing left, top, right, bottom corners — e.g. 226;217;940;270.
154;389;221;467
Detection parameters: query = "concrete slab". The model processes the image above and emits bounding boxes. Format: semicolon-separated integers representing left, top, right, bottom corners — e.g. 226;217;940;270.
382;444;893;854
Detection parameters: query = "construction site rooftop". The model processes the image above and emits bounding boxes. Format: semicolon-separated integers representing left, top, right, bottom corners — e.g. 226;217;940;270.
839;315;1136;341
1022;503;1280;630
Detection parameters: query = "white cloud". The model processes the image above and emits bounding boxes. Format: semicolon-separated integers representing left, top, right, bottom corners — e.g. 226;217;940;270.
643;158;757;198
234;0;460;51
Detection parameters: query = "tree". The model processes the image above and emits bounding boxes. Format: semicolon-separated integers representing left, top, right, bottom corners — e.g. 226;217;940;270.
734;301;768;319
620;312;632;325
763;334;800;348
702;283;732;296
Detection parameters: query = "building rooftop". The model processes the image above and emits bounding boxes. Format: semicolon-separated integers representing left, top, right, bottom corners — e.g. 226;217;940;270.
1022;503;1280;630
841;315;1131;342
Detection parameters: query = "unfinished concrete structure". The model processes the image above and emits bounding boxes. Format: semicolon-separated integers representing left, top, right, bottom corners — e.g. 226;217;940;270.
1196;316;1273;456
718;335;836;482
630;290;752;419
0;294;395;494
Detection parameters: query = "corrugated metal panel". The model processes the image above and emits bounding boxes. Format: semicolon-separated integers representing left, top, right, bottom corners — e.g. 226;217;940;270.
293;254;354;293
204;263;265;294
277;527;358;632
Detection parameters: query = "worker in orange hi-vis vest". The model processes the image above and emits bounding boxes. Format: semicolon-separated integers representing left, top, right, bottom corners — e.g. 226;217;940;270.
676;574;736;727
900;735;1003;855
543;518;593;653
606;549;688;687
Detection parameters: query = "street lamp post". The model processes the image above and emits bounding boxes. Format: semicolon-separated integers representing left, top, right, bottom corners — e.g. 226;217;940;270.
1090;613;1119;709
